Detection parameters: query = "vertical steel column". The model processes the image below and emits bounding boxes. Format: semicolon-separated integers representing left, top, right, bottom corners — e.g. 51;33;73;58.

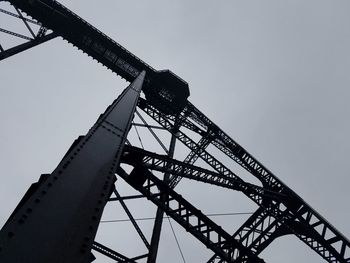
147;119;178;263
0;71;145;263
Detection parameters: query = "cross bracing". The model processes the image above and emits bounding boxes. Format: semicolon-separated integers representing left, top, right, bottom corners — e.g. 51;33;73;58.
0;1;349;263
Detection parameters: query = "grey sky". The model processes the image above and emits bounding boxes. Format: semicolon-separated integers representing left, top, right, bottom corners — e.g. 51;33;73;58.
0;1;349;262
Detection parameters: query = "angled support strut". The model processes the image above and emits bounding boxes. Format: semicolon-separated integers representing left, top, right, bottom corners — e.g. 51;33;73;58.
117;166;265;263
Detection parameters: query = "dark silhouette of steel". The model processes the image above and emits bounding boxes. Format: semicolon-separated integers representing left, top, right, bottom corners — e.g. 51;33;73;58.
92;241;137;263
0;0;349;263
0;32;57;61
121;145;287;201
0;71;146;262
138;97;350;263
0;5;56;60
148;127;177;263
117;167;264;263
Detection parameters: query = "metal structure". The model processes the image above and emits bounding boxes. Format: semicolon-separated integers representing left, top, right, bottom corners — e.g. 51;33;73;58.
0;1;349;262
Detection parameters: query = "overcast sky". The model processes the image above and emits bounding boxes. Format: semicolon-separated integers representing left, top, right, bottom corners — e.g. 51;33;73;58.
0;1;350;262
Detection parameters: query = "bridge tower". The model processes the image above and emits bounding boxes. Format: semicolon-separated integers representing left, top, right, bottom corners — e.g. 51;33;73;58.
0;1;349;262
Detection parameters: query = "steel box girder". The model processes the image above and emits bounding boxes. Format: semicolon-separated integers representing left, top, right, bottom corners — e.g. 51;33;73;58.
4;0;189;115
4;0;155;82
0;72;146;263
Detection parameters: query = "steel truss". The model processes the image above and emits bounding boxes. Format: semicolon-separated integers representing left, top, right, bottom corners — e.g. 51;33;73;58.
117;167;264;263
138;97;350;263
0;3;57;60
0;0;349;263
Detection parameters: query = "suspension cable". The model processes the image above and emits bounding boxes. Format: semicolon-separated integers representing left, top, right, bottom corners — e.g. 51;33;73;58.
136;110;169;154
100;212;254;223
167;217;186;263
132;121;144;149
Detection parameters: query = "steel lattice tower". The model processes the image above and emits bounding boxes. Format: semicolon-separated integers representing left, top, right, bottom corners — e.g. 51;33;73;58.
0;1;349;263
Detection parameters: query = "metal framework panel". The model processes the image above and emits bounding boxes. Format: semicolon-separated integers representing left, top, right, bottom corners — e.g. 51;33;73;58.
0;1;349;263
